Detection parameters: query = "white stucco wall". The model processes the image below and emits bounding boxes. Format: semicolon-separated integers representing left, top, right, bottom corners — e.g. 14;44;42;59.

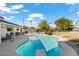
1;22;7;38
0;21;26;42
73;26;79;32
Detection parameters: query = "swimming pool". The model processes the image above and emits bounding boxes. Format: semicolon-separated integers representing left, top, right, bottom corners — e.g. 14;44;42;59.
16;35;63;56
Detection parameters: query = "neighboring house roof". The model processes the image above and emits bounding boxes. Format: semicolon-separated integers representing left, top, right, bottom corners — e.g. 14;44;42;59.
73;21;79;27
0;16;22;27
73;25;79;27
49;23;56;28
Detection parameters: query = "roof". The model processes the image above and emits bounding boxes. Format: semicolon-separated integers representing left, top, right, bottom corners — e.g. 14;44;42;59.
0;17;22;27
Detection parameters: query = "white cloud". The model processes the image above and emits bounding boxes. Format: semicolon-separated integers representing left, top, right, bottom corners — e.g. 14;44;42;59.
0;3;24;14
12;10;20;13
0;7;20;13
29;13;44;18
29;13;45;20
65;3;76;6
40;16;44;19
26;13;45;23
8;16;15;20
26;17;34;21
0;7;12;13
0;3;11;13
22;10;29;12
3;16;15;20
11;4;23;9
0;3;29;14
0;3;6;7
76;11;79;16
25;13;45;27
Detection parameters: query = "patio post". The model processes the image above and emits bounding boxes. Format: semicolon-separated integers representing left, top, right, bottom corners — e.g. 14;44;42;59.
0;22;1;44
13;25;16;40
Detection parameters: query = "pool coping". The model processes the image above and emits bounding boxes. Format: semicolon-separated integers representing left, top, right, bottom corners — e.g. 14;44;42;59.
16;34;78;56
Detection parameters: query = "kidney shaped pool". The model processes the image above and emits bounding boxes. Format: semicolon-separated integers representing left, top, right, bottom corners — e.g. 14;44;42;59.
16;35;63;56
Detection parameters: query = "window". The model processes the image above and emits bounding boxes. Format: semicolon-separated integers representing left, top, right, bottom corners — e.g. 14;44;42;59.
7;27;13;31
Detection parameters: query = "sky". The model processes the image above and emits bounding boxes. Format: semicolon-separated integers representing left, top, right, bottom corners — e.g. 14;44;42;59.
0;3;79;27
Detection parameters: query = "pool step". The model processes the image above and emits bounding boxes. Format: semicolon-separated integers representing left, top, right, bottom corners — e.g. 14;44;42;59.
36;49;46;56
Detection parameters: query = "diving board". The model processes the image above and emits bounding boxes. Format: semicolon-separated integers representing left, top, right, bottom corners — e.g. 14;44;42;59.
39;36;58;51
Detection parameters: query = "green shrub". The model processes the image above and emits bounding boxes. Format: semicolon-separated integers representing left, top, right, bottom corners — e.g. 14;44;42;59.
45;30;52;35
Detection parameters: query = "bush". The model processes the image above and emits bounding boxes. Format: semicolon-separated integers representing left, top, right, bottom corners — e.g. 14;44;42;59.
45;30;52;35
35;28;40;32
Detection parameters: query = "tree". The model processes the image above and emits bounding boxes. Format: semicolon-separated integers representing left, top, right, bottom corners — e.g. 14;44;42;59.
37;20;52;35
37;20;49;30
54;17;72;31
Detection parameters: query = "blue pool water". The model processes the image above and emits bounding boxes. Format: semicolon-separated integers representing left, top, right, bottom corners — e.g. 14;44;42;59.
16;35;63;56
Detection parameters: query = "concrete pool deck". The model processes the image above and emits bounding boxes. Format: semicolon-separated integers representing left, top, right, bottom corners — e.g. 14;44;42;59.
0;34;78;56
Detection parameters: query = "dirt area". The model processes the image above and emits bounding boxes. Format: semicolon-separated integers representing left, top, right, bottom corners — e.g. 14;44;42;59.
53;32;79;41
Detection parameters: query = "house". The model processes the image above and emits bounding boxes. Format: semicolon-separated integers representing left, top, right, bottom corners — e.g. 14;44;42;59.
73;25;79;32
0;16;27;44
73;22;79;32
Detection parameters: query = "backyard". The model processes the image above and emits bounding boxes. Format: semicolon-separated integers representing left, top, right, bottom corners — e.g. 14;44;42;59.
53;32;79;41
0;3;79;56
